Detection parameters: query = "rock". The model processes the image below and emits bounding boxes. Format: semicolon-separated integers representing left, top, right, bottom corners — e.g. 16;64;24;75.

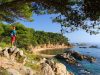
20;66;34;75
56;53;77;65
71;52;84;61
7;68;21;75
3;48;9;58
13;48;20;54
56;50;96;66
8;47;16;53
40;58;74;75
0;47;26;64
89;45;98;48
45;59;55;69
0;47;2;51
69;72;74;75
54;63;69;75
86;56;96;63
18;50;24;56
39;58;47;64
56;54;64;59
65;56;77;65
41;63;55;75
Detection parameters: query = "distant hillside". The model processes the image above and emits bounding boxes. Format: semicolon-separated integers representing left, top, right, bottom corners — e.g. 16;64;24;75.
0;22;70;49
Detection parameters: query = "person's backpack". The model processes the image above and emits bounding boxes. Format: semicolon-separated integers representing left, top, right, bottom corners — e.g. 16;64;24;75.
10;30;16;37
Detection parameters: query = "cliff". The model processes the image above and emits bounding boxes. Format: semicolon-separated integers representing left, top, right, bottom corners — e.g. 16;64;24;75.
28;44;72;52
0;47;74;75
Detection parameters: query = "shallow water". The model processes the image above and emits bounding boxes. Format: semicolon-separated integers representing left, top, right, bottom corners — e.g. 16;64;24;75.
40;47;100;75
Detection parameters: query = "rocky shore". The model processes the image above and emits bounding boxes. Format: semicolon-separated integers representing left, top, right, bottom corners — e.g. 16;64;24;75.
0;47;74;75
40;58;74;75
55;50;96;65
55;50;96;75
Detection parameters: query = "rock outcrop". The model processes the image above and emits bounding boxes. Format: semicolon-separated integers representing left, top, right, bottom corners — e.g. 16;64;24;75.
0;47;74;75
0;47;26;64
40;58;74;75
0;47;37;75
55;50;96;65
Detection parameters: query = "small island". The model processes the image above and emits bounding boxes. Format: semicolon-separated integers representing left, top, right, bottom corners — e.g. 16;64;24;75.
89;45;98;48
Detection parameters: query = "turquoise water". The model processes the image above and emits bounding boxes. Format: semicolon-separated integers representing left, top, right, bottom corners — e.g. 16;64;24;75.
40;47;100;75
72;47;100;75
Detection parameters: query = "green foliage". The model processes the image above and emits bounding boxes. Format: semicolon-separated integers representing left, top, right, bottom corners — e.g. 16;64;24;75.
0;67;10;75
22;49;41;70
25;61;40;70
0;0;100;34
0;42;7;48
0;22;70;49
23;49;41;61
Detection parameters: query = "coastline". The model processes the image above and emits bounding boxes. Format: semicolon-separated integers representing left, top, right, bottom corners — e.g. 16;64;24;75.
32;45;71;53
32;45;72;58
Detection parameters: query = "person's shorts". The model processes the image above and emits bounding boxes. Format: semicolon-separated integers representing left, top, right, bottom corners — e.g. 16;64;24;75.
11;36;16;42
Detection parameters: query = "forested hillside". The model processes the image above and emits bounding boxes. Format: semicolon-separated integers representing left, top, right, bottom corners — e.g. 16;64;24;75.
0;23;70;49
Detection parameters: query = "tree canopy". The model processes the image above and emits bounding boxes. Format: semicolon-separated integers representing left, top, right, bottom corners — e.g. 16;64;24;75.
0;23;70;49
0;0;100;34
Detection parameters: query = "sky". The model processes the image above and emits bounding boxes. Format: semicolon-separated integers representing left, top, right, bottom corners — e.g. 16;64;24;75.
20;14;100;44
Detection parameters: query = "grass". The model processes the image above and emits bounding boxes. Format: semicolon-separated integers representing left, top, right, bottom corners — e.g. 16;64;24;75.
22;48;41;61
0;42;10;48
0;67;10;75
25;61;40;70
20;49;42;71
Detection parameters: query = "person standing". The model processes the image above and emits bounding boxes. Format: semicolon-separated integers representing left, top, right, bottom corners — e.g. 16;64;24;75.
10;26;16;47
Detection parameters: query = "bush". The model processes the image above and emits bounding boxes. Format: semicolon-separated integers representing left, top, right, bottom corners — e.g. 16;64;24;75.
0;22;70;49
0;67;10;75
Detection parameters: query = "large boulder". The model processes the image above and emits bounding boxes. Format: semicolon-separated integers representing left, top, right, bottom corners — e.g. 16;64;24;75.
3;48;10;58
54;63;68;75
40;58;74;75
71;52;84;60
56;53;77;65
0;47;26;64
41;63;55;75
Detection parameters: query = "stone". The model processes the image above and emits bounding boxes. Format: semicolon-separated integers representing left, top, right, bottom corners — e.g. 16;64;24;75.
7;68;21;75
20;66;34;75
41;63;55;75
54;63;68;75
8;47;16;53
3;48;9;58
39;58;47;64
71;52;84;60
19;50;24;56
86;56;96;63
13;48;19;54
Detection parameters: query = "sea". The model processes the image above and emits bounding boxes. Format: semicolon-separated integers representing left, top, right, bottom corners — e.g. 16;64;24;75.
40;45;100;75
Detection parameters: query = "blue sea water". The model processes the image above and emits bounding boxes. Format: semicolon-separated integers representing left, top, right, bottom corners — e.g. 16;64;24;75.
40;47;100;75
71;47;100;75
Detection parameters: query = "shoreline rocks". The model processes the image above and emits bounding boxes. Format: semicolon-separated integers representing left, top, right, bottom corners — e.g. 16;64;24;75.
0;47;74;75
55;50;96;65
0;47;26;64
40;58;74;75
